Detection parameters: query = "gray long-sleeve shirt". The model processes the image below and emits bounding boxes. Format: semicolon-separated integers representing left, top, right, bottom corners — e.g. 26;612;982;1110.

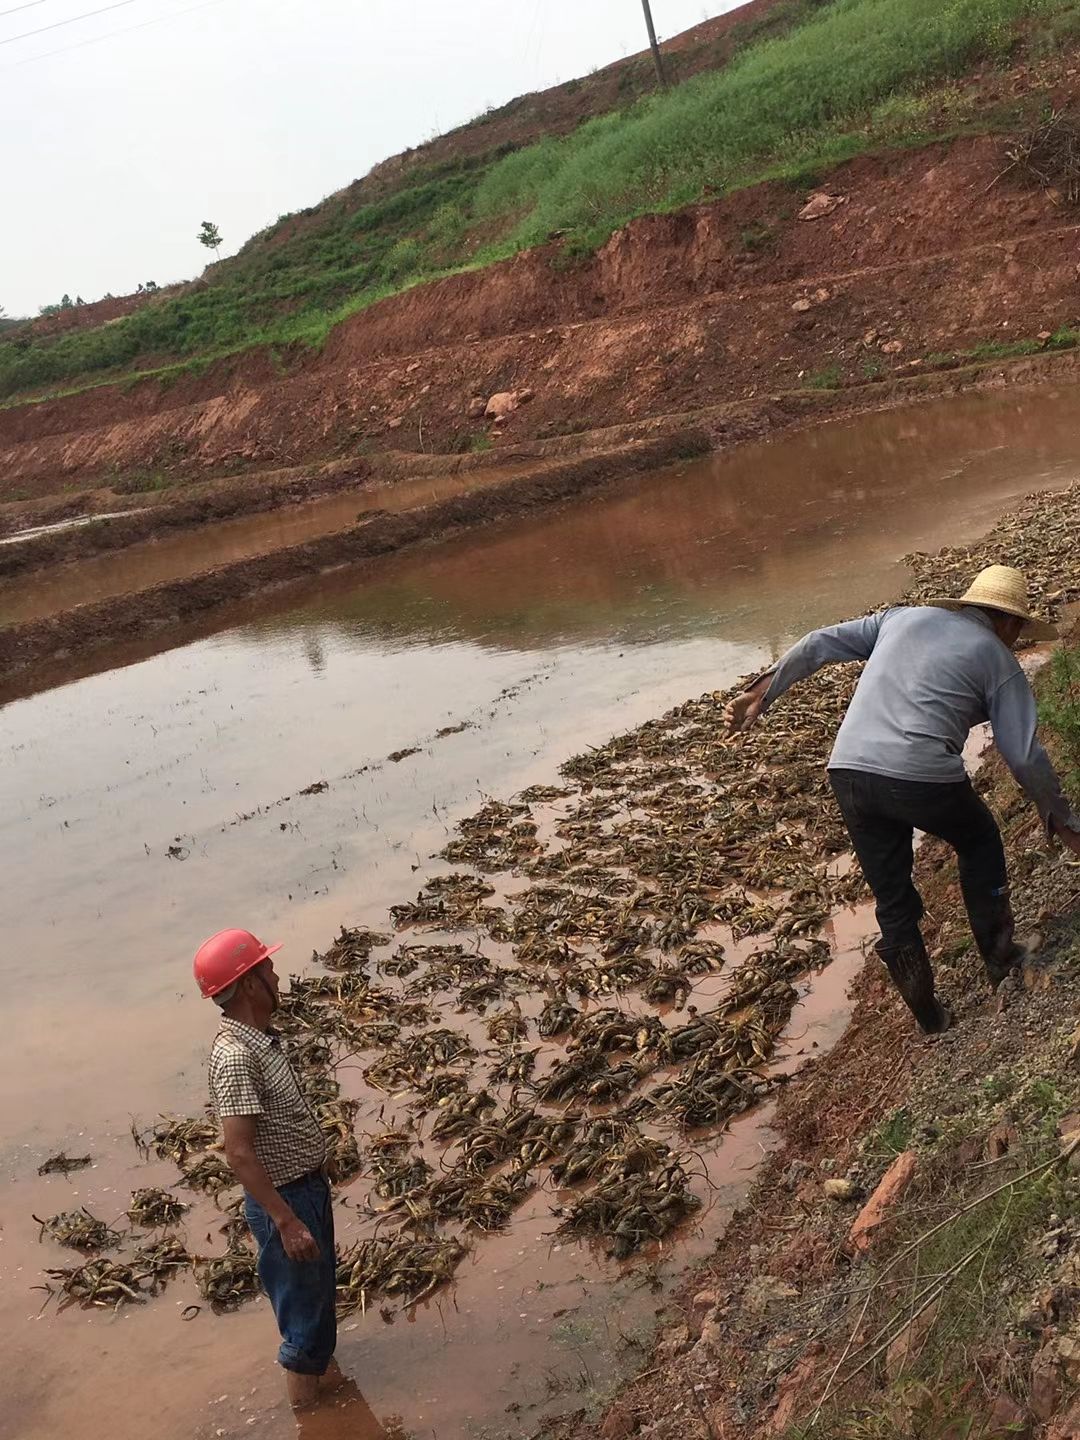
760;604;1079;833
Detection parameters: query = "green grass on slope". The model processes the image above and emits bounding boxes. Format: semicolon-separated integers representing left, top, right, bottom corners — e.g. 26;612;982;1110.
0;153;496;401
474;0;1052;246
1;0;1074;405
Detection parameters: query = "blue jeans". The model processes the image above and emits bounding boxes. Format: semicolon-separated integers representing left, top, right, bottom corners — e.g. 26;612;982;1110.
244;1172;337;1375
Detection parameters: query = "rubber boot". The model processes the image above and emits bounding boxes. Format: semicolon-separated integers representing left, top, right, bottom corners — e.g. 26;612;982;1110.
966;892;1024;989
877;940;951;1034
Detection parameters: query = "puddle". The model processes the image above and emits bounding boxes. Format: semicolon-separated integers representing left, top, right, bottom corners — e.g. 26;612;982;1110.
2;383;1079;1440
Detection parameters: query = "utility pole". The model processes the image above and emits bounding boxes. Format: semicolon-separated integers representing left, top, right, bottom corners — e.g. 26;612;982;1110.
640;0;667;88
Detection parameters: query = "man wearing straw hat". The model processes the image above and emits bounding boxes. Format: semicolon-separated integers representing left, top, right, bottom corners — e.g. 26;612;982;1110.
725;565;1080;1034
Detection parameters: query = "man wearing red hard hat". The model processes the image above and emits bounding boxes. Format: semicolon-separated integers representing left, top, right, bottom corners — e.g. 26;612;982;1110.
194;928;340;1410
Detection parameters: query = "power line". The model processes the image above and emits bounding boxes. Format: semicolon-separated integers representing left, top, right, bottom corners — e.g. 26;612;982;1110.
6;0;230;64
2;0;136;45
0;1;47;18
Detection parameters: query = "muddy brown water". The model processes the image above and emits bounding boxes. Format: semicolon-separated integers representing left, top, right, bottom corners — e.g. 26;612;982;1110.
0;466;526;627
2;384;1079;1440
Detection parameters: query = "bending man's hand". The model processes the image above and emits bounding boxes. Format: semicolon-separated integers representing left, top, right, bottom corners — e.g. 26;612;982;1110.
722;677;771;735
1051;817;1080;859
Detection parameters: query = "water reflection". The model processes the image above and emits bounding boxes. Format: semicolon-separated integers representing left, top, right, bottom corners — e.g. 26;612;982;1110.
2;384;1079;669
255;383;1080;655
0;468;506;627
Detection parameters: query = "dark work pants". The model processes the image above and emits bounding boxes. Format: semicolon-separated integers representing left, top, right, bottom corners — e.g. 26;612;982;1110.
829;768;1017;1024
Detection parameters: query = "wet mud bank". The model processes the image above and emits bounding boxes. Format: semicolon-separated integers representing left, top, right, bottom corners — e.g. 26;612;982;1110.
0;459;373;572
6;341;1079;595
0;430;708;682
4;370;1080;702
567;538;1080;1440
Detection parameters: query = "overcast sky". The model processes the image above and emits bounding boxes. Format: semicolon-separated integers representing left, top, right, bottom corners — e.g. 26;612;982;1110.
3;0;737;316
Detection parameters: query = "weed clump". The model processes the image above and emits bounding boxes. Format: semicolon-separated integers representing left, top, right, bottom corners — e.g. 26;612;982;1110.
1039;648;1080;797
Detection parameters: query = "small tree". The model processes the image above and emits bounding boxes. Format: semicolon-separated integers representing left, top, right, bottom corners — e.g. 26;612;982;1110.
197;220;223;263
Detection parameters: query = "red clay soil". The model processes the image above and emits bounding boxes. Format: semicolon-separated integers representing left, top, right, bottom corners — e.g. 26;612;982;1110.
9;342;1080;587
3;120;1079;500
0;344;1051;608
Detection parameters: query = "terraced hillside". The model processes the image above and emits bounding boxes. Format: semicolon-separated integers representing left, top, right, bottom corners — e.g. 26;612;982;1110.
4;0;1080;413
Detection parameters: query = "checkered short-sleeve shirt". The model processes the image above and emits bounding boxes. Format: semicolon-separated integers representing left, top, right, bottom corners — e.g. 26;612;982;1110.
208;1018;326;1188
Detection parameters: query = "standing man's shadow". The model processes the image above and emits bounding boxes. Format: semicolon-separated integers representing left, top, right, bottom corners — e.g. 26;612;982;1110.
294;1377;400;1439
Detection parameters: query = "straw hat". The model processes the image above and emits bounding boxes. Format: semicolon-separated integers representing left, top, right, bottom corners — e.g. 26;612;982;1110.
927;564;1057;641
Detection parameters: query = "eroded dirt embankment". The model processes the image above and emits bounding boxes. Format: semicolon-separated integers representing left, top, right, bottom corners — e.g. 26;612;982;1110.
5;343;1080;695
6;339;1080;589
1;131;1076;498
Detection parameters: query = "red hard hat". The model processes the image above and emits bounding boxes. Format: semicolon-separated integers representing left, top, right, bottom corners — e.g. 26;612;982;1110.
193;928;282;998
